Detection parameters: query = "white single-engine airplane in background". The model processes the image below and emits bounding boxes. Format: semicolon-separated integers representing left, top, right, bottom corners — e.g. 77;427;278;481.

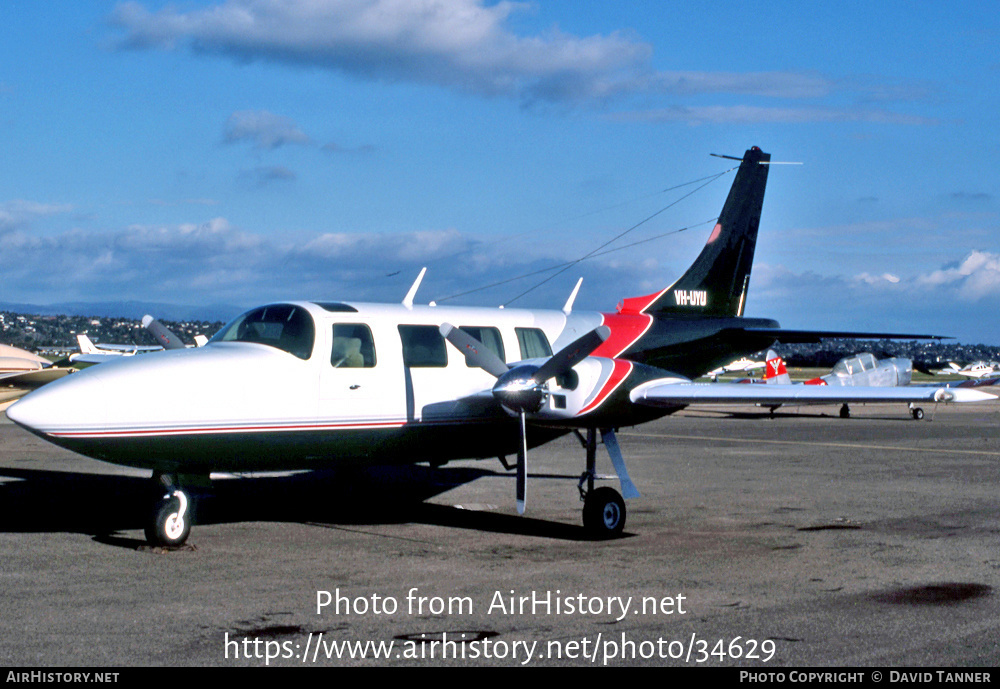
8;147;996;547
70;316;207;364
706;356;766;381
70;333;164;363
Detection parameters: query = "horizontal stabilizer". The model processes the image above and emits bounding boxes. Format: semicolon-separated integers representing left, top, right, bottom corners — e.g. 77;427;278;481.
736;328;949;343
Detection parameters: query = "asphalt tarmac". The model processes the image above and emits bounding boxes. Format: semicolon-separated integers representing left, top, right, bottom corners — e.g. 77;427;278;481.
1;402;998;667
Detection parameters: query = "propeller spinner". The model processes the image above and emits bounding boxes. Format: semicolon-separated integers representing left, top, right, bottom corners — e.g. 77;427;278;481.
440;323;610;513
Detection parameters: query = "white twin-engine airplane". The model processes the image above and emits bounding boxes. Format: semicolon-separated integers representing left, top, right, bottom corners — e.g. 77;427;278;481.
7;147;996;547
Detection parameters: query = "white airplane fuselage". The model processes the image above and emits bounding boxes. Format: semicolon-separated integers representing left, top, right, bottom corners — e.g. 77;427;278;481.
7;300;662;474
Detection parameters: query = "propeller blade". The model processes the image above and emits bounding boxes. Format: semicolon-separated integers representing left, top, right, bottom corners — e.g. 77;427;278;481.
440;323;509;378
531;325;610;384
516;410;527;514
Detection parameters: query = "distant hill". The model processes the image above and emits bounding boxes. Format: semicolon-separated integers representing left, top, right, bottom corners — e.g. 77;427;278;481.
0;301;244;324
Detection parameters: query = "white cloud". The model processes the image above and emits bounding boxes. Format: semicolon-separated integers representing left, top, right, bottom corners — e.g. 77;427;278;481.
109;0;928;109
749;251;1000;343
0;200;74;234
111;0;649;103
854;272;900;285
916;250;1000;299
223;110;311;149
0;216;661;310
610;105;939;126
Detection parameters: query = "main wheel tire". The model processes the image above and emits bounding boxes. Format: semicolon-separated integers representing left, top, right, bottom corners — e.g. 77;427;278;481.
840;404;850;419
583;487;626;539
144;491;191;547
911;407;924;420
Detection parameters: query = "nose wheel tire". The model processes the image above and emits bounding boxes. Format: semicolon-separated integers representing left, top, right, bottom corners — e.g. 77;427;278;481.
583;487;626;539
145;490;191;547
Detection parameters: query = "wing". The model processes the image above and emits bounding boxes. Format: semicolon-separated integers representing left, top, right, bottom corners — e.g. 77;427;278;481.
630;381;997;407
90;344;163;352
69;352;131;364
0;368;72;386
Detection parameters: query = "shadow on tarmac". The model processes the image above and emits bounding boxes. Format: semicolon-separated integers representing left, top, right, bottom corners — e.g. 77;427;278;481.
0;463;604;547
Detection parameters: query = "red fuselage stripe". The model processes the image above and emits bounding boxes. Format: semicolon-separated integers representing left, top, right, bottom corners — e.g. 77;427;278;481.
579;360;633;415
593;312;653;359
48;420;411;439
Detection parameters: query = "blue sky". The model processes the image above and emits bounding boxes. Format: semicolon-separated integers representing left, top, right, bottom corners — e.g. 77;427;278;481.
2;1;998;342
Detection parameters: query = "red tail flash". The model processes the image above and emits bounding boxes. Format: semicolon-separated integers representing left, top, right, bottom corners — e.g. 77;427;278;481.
765;355;787;380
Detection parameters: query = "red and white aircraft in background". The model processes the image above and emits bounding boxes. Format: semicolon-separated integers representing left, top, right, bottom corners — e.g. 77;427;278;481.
8;147;994;547
744;350;946;419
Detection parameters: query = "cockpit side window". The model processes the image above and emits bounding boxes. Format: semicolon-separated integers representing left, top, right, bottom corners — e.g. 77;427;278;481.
332;324;376;368
210;304;316;360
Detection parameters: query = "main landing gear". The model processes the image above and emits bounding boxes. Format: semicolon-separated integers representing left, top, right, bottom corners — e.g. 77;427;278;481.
144;473;192;547
576;428;640;539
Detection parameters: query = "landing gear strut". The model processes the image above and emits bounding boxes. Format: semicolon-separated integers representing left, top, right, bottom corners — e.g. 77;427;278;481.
145;473;192;547
577;428;636;539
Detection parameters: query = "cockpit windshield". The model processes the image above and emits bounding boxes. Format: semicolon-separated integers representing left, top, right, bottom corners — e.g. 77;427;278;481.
831;352;877;375
209;304;315;360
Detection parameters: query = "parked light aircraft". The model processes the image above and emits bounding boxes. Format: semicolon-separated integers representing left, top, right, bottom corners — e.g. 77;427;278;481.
69;316;206;364
706;356;766;381
953;361;999;379
0;344;72;409
930;361;999;378
8;147;996;547
70;333;163;364
750;350;932;419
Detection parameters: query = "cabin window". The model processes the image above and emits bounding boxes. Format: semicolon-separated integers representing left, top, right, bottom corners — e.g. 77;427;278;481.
515;327;552;360
331;324;376;368
398;325;448;367
458;326;505;366
210;304;315;360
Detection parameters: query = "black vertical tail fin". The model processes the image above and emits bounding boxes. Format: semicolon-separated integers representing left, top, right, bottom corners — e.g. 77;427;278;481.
617;146;770;317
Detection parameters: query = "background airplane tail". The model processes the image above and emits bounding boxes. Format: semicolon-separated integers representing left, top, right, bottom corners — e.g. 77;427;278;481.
763;350;791;385
618;146;770;317
76;334;98;354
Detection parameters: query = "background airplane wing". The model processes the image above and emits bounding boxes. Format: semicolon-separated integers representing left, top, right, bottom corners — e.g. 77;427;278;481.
631;382;997;407
90;344;163;352
69;353;134;364
0;369;72;385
